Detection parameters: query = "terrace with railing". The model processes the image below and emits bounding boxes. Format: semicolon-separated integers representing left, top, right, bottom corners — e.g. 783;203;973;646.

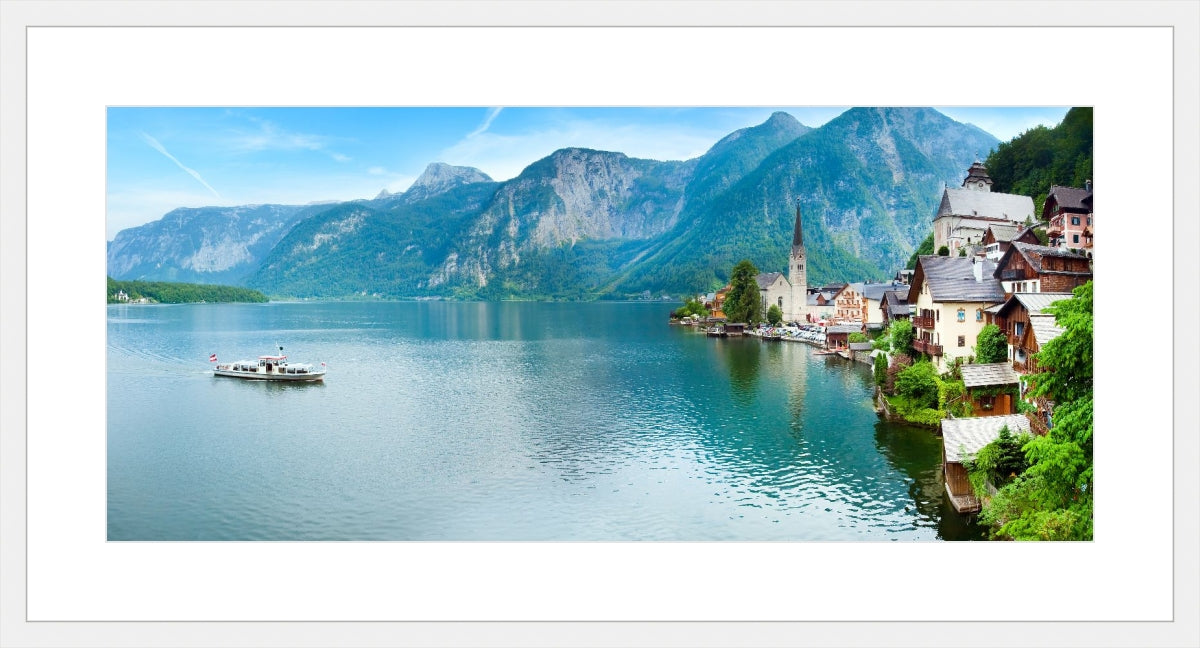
913;315;935;329
912;339;944;356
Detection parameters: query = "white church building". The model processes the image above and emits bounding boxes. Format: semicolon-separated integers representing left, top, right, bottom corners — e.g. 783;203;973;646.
757;202;808;323
932;161;1034;257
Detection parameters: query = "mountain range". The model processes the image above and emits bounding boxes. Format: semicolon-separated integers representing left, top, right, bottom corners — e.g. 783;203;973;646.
106;107;999;299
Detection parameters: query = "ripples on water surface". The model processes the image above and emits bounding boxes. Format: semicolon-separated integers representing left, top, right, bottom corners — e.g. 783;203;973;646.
107;301;985;541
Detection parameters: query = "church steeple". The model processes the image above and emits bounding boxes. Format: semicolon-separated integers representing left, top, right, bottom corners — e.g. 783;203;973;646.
962;158;993;192
788;200;808;323
792;201;804;249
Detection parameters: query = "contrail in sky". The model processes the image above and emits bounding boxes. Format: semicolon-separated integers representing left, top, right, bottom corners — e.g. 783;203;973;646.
467;107;503;138
139;132;221;197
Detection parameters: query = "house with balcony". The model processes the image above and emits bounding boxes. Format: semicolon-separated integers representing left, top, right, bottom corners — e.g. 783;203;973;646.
932;161;1035;257
993;242;1092;295
830;282;865;325
907;255;1006;373
1044;183;1093;254
941;414;1033;514
987;292;1072;374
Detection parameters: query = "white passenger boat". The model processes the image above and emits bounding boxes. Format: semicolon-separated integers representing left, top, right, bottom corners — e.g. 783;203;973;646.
213;348;326;382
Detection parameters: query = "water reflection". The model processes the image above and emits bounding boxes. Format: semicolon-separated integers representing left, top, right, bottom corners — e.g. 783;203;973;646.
716;338;762;406
109;302;981;540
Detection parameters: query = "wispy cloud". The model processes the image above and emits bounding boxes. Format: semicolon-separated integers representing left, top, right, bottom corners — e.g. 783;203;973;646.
229;117;350;162
139;132;221;197
467;107;504;138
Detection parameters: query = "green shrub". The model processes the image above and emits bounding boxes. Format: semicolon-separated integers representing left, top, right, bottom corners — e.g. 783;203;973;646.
895;360;940;410
766;303;783;325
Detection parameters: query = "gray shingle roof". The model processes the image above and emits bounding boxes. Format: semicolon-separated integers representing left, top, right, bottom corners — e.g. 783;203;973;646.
848;341;873;351
961;363;1022;388
1029;315;1065;346
861;281;907;302
916;256;1006;303
1013;292;1074;314
1001;242;1092;277
942;415;1032;463
1046;185;1092;212
881;290;910;316
755;272;785;290
938;187;1034;222
985;223;1022;242
826;324;862;334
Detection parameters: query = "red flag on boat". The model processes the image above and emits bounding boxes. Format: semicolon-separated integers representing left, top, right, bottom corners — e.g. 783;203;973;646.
209;353;217;362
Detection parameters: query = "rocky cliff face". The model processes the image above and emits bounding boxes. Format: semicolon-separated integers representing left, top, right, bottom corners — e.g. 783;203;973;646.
428;149;692;289
105;204;311;284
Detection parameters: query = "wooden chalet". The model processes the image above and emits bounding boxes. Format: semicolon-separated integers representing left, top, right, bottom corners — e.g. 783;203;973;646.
993;242;1092;295
960;363;1022;416
982;223;1041;261
824;324;861;349
723;322;747;336
941;414;1032;514
987;292;1072;373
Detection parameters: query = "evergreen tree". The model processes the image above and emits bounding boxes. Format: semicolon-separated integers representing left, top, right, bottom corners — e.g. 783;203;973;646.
985;107;1093;215
723;259;762;324
906;232;934;270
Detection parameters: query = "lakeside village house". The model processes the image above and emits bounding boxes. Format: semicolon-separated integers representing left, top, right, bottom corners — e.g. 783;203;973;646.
698;161;1094;515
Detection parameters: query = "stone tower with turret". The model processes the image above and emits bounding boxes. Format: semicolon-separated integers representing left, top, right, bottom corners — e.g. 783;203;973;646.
789;201;808;322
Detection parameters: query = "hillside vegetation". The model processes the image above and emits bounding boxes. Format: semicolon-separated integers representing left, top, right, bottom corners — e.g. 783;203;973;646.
107;277;268;303
983;107;1093;214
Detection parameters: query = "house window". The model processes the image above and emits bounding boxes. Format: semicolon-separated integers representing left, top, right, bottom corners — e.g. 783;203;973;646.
980;395;995;410
957;309;965;322
778;297;784;308
1073;234;1080;244
1015;322;1025;337
976;309;983;322
958;335;966;347
1070;216;1080;226
1087;216;1092;225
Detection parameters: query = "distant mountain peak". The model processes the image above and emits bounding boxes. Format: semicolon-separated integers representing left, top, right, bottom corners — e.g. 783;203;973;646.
409;162;492;193
765;111;801;126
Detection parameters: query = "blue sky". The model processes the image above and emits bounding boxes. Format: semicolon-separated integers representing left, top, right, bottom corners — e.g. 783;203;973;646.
106;106;1071;240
